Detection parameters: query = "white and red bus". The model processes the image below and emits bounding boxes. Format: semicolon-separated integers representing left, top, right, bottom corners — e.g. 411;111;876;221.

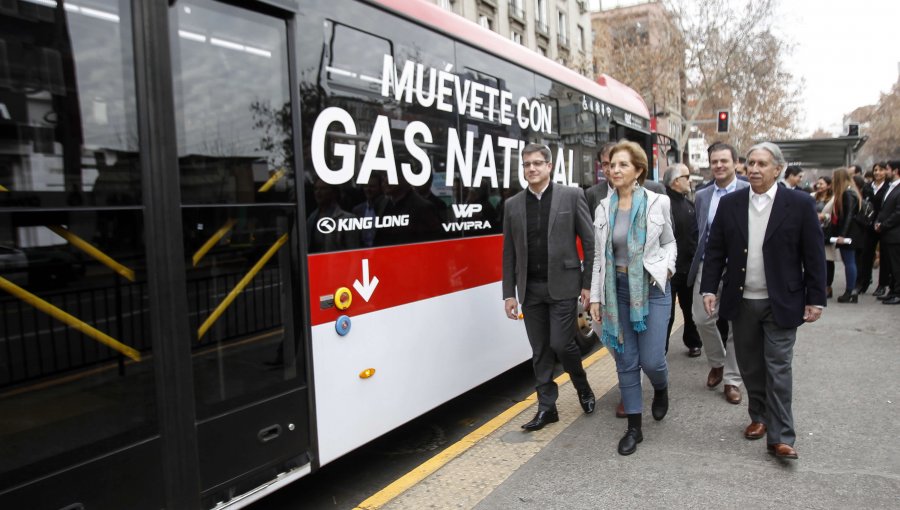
0;0;652;508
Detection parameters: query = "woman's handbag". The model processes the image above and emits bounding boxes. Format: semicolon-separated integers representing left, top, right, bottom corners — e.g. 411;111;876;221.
854;198;876;228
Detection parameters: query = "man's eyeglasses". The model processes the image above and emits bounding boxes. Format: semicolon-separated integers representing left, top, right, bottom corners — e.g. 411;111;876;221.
675;175;690;181
522;161;548;168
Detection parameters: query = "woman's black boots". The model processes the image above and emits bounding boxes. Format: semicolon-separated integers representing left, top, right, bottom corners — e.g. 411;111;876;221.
651;388;669;421
618;413;643;456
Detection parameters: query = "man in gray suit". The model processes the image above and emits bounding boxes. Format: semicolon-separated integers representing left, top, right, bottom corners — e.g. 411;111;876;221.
687;142;747;405
503;143;596;431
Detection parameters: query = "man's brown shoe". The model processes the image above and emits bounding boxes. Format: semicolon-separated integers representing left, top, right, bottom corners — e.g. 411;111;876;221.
744;422;766;440
724;384;742;404
767;443;798;459
706;366;724;388
615;400;626;418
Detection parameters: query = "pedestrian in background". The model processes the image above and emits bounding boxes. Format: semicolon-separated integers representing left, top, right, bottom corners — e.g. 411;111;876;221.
663;164;702;357
812;176;835;298
701;142;826;460
687;142;747;405
589;141;676;456
831;168;862;303
856;162;890;295
874;160;900;304
502;143;596;431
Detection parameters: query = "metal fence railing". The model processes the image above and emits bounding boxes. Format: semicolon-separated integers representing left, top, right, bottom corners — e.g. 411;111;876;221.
1;268;283;389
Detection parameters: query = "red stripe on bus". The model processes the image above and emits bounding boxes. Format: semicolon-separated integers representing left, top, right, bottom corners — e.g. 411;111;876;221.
308;236;502;326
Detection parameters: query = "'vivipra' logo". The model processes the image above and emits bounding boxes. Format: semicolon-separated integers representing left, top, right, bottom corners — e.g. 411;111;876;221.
451;203;482;219
316;215;409;234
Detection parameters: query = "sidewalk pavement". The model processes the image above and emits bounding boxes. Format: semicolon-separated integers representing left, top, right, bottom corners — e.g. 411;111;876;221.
377;289;900;509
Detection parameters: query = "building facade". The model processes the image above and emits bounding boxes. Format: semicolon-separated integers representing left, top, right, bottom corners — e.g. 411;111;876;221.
591;2;683;145
432;0;594;76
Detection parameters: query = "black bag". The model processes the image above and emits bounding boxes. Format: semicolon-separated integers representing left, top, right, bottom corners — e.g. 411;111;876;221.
854;198;876;228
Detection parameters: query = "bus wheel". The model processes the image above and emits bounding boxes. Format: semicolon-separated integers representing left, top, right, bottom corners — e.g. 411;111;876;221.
575;299;598;357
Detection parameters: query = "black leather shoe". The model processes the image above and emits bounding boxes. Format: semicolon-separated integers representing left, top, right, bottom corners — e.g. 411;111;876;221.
873;286;888;298
837;291;858;303
687;347;702;358
651;388;668;421
578;389;595;414
883;296;900;305
877;293;897;301
521;409;559;431
618;427;643;455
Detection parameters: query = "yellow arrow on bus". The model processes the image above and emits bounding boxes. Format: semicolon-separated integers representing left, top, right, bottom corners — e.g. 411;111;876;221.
197;233;288;340
47;226;136;282
0;276;141;361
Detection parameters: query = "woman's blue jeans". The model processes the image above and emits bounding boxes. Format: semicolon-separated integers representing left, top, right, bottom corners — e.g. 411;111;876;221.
839;246;857;293
612;271;672;414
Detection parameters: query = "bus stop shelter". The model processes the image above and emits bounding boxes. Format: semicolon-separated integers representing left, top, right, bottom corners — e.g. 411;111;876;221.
771;136;867;168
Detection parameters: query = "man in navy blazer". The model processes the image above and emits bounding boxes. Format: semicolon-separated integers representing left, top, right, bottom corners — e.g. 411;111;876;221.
701;142;826;460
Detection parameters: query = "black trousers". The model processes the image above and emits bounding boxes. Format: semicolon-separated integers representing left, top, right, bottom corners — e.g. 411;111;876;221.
855;228;878;289
666;272;702;352
887;242;900;295
880;239;894;289
522;280;590;411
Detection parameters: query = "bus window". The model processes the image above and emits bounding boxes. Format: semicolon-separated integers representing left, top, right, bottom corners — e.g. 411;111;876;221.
534;77;600;188
298;0;457;251
449;43;537;235
0;0;162;506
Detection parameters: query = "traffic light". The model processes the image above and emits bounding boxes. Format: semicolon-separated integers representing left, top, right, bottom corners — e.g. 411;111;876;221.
717;110;730;133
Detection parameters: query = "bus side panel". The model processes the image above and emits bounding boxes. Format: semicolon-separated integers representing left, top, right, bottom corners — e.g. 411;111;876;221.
310;281;528;465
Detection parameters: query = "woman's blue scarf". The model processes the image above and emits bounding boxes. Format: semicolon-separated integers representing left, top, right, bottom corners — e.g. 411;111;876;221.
600;186;650;354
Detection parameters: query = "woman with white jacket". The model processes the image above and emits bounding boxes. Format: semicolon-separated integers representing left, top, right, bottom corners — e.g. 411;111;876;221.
589;140;677;456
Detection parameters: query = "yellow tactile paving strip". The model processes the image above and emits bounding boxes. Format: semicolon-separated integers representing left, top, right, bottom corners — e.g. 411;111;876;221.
356;310;685;510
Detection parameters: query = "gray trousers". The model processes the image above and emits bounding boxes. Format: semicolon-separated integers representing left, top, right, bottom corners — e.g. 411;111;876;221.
522;280;590;411
731;298;797;446
693;264;742;386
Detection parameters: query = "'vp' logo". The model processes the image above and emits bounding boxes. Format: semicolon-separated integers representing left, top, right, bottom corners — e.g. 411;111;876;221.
451;203;483;219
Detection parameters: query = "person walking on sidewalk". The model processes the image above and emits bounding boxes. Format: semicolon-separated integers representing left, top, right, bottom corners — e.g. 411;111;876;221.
663;164;702;356
589;141;677;456
502;143;596;431
687;142;747;405
701;142;826;460
831;168;863;303
874;160;900;304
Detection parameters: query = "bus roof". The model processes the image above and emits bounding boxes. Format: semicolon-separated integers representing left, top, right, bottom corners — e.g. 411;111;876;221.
370;0;650;120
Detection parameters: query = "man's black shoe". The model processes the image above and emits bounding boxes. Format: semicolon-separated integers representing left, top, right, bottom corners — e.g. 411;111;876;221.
578;389;596;414
873;286;888;298
877;293;896;301
521;409;559;431
883;296;900;305
687;347;702;357
617;427;643;455
651;388;669;421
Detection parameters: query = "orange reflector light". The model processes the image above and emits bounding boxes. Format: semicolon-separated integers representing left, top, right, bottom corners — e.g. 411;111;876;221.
518;313;524;319
359;368;376;379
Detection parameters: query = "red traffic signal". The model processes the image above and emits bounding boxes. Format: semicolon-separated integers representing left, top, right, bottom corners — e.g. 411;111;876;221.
717;110;730;133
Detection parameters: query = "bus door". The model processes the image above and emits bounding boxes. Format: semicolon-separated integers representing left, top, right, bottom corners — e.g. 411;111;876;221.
0;1;164;508
168;0;311;505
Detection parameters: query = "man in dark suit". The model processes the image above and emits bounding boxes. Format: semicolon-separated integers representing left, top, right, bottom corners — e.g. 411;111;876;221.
503;143;596;430
864;162;893;297
584;142;617;216
701;142;826;460
663;164;702;356
874;160;900;304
